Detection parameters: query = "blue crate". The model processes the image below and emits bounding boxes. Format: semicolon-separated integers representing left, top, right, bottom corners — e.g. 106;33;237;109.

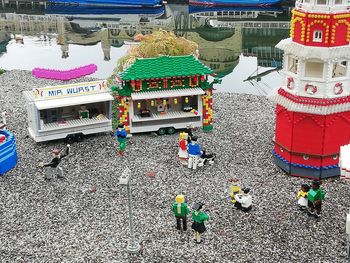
0;130;18;175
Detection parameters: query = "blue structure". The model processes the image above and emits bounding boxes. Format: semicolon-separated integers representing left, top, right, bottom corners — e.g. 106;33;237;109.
273;150;340;180
0;130;18;175
48;0;162;8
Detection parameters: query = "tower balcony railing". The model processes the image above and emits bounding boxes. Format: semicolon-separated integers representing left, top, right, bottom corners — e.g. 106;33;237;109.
284;74;350;98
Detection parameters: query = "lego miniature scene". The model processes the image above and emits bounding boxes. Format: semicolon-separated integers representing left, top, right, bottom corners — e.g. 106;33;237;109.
1;1;350;263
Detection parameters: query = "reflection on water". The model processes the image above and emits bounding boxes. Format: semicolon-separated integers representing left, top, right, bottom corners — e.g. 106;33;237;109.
0;3;292;95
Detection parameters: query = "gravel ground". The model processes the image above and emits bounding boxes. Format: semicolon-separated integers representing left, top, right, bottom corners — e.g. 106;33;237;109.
0;70;349;263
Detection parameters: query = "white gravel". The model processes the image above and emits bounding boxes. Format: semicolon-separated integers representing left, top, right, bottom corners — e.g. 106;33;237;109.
0;70;349;263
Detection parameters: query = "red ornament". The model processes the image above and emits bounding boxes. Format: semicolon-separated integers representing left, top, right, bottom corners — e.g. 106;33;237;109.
334;82;343;95
305;83;317;95
287;77;294;90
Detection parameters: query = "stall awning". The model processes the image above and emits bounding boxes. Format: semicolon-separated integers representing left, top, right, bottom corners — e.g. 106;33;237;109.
34;93;114;110
131;88;205;100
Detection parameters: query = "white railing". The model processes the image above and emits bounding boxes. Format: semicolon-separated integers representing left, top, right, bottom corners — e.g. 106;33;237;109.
40;116;110;131
0;13;65;22
132;111;200;122
210;20;290;29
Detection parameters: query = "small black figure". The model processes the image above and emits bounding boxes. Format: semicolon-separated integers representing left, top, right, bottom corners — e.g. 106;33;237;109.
39;144;70;180
184;124;194;143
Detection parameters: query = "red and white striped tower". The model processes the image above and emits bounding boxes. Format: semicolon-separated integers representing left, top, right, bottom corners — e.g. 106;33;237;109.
270;0;350;179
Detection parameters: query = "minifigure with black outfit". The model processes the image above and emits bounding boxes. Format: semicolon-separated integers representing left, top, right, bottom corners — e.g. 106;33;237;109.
39;144;70;180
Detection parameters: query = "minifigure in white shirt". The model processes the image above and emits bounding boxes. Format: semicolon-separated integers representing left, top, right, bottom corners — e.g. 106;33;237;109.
234;188;252;212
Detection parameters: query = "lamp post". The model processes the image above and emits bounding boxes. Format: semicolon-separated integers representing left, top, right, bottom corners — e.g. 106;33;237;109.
119;167;141;254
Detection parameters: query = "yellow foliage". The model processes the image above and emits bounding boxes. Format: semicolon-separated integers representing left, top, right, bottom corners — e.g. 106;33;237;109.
115;29;198;73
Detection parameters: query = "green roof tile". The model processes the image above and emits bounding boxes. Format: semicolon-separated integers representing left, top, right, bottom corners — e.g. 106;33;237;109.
119;55;213;81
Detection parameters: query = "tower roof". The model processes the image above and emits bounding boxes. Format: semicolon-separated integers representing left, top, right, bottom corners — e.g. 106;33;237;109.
119;55;213;81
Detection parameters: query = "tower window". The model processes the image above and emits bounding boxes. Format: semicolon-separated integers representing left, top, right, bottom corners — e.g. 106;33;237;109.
332;61;348;78
313;30;323;42
334;0;342;4
316;0;327;4
305;61;324;78
288;56;298;74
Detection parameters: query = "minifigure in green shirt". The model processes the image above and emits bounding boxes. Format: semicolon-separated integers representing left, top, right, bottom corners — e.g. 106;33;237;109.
307;180;325;219
191;202;209;244
115;124;127;156
172;194;190;232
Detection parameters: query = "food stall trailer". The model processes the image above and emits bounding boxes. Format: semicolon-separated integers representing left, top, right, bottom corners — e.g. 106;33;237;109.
23;80;114;142
114;55;219;135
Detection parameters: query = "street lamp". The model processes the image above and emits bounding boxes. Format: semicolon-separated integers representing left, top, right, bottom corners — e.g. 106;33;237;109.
119;167;141;254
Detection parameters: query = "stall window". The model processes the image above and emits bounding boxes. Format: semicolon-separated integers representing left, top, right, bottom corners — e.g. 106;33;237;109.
131;80;142;91
147;80;160;89
190;76;199;87
171;78;183;87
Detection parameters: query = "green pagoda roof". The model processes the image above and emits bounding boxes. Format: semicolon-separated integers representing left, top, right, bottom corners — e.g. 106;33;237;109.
120;55;213;81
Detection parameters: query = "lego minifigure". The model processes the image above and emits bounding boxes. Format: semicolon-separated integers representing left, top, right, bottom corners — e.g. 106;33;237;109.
296;183;310;211
187;136;202;170
38;144;70;180
234;188;252;212
115;124;127;156
78;105;89;119
191;202;209;244
228;178;241;204
178;132;189;166
183;97;193;112
184;124;194;143
307;180;325;218
0;111;8;130
172;194;190;232
156;99;168;113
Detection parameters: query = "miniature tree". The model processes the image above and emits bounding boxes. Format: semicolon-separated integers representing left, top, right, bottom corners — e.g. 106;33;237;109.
116;29;198;73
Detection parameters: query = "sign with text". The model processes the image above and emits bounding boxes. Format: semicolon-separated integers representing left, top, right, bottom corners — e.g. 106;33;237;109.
33;80;108;99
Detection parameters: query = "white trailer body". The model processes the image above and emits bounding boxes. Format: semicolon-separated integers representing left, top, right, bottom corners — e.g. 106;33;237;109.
128;88;204;134
23;80;114;142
